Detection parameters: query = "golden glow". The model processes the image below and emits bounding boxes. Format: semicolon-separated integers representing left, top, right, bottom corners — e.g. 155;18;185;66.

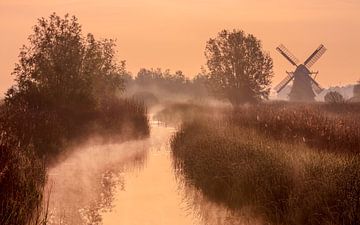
1;0;360;95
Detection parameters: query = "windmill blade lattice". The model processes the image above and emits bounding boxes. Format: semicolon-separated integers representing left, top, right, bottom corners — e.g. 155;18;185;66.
274;72;294;93
308;75;324;94
276;44;300;67
304;44;327;69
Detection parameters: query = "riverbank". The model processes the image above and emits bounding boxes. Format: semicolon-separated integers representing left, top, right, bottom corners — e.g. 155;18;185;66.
170;103;360;225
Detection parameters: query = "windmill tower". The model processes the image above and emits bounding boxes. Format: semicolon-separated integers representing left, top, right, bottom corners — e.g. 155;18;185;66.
275;44;327;102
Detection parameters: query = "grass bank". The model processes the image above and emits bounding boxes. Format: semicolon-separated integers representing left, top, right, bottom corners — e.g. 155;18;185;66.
0;13;151;225
230;102;360;153
0;98;149;225
171;105;360;225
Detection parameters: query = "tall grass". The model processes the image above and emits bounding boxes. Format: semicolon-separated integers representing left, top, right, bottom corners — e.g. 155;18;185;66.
0;135;46;225
229;102;360;153
1;13;151;224
172;121;294;223
0;98;149;225
154;102;228;126
171;113;360;225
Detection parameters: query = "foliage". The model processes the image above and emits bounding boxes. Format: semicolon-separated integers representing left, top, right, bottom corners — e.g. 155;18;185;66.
154;102;219;126
3;13;132;158
324;91;345;103
229;102;360;153
0;13;149;225
131;91;159;108
126;68;209;105
133;68;190;93
205;29;273;105
171;117;360;225
0;107;47;225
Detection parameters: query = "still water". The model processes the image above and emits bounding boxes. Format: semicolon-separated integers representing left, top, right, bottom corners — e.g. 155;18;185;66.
47;118;242;225
101;123;201;225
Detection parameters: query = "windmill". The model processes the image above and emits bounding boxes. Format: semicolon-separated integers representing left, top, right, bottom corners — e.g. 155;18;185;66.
274;44;327;102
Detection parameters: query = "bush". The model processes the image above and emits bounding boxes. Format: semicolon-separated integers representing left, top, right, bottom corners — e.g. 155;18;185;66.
324;91;345;103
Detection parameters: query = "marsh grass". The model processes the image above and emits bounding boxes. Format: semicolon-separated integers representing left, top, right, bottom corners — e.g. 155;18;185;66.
154;102;228;126
0;139;46;225
230;102;360;153
0;98;149;225
171;117;360;225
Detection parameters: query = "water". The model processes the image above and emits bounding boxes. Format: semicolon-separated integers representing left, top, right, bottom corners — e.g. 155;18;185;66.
46;118;243;225
101;124;201;225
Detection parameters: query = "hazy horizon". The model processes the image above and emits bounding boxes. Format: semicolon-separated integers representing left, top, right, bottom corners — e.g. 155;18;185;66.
1;0;360;96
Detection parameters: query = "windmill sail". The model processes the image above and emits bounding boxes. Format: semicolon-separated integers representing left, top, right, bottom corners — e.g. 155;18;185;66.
304;44;327;69
308;75;324;94
276;44;300;66
274;72;294;93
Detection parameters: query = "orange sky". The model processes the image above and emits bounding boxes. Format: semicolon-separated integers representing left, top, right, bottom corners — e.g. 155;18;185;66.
1;0;360;96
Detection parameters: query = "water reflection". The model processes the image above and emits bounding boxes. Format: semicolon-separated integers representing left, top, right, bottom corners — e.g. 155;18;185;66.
46;119;254;225
46;137;149;225
178;181;264;225
101;124;202;225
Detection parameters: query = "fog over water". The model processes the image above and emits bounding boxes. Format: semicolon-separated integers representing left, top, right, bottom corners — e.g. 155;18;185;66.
45;113;252;225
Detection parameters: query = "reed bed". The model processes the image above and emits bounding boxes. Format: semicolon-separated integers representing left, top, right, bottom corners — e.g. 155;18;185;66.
230;102;360;153
0;98;149;225
171;104;360;225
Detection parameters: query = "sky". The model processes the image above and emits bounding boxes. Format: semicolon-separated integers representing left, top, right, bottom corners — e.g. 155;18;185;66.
1;0;360;96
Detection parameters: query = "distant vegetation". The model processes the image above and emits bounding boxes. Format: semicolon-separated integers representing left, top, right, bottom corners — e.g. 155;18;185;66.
354;81;360;97
0;13;149;225
2;11;360;225
324;91;345;103
125;68;209;107
124;30;274;108
170;102;360;225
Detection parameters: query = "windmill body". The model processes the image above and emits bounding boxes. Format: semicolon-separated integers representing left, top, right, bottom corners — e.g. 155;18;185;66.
274;44;327;102
289;65;315;101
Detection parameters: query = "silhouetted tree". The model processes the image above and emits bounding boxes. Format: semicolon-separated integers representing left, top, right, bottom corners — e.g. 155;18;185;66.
0;13;150;225
4;13;128;156
205;29;273;105
324;91;345;103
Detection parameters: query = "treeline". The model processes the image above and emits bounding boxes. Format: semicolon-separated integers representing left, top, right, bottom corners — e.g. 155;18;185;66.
124;68;209;106
125;29;273;107
0;13;149;225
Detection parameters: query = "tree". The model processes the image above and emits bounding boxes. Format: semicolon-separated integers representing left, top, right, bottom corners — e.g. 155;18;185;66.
4;13;127;156
205;29;273;105
324;91;345;103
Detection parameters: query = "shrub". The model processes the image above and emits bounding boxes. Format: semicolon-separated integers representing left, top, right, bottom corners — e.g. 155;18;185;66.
324;91;345;103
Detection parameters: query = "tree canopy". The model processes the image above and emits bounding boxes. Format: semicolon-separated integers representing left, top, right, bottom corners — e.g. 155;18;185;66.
324;91;345;103
4;13;129;156
205;29;273;105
